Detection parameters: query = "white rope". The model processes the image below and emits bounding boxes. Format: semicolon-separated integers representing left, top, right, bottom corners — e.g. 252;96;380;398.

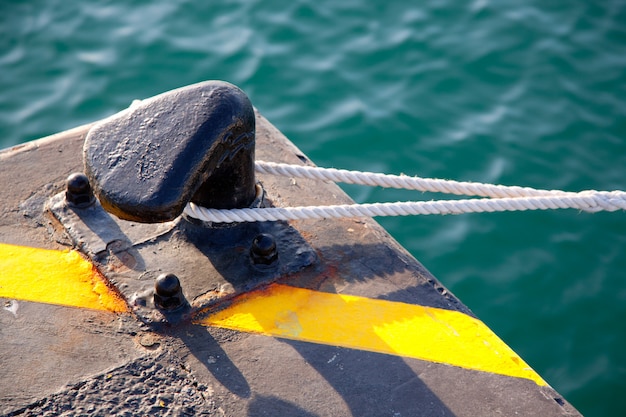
183;191;626;223
255;161;570;198
181;161;626;223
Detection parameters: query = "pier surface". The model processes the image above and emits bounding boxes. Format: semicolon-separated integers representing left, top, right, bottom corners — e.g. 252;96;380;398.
0;113;581;416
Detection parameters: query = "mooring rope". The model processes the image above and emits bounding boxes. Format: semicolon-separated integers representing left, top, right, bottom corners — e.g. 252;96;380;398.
255;161;569;198
183;161;626;223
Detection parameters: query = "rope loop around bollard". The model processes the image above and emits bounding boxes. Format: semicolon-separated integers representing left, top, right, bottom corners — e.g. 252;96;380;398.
182;161;626;223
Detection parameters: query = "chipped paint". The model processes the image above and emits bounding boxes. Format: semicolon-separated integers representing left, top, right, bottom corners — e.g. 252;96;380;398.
196;283;547;386
0;243;128;312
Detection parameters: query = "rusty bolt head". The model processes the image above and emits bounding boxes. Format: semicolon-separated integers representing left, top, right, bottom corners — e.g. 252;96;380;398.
154;273;185;311
65;172;95;208
250;233;278;266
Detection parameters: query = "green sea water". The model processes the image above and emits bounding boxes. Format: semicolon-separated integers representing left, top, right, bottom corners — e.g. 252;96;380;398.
1;1;625;415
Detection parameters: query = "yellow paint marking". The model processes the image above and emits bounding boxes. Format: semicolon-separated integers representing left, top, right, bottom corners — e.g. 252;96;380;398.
197;283;546;386
0;243;127;312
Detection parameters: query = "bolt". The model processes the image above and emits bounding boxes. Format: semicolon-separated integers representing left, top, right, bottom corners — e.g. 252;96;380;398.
154;273;185;311
65;172;95;208
250;233;278;266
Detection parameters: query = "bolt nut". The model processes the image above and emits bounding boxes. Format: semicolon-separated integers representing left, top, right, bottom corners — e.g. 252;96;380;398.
250;233;278;266
65;172;95;208
154;273;185;311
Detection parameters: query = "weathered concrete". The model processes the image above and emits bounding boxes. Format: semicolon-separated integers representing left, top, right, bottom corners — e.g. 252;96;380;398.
0;106;581;416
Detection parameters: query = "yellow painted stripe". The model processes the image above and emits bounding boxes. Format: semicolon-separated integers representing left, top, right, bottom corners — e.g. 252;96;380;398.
196;283;546;386
0;243;127;312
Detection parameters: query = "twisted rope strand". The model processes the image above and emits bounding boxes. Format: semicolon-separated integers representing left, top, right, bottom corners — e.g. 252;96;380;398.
182;162;626;223
184;191;626;223
255;161;571;198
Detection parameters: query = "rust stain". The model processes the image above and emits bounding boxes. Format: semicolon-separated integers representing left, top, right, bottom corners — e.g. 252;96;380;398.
86;254;130;313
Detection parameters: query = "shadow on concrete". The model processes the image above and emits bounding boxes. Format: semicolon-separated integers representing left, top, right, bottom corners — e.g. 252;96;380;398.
174;323;251;399
179;267;459;417
247;394;319;417
169;221;463;415
283;340;457;417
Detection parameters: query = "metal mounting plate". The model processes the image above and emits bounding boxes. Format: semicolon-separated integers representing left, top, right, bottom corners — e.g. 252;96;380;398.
47;192;317;323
